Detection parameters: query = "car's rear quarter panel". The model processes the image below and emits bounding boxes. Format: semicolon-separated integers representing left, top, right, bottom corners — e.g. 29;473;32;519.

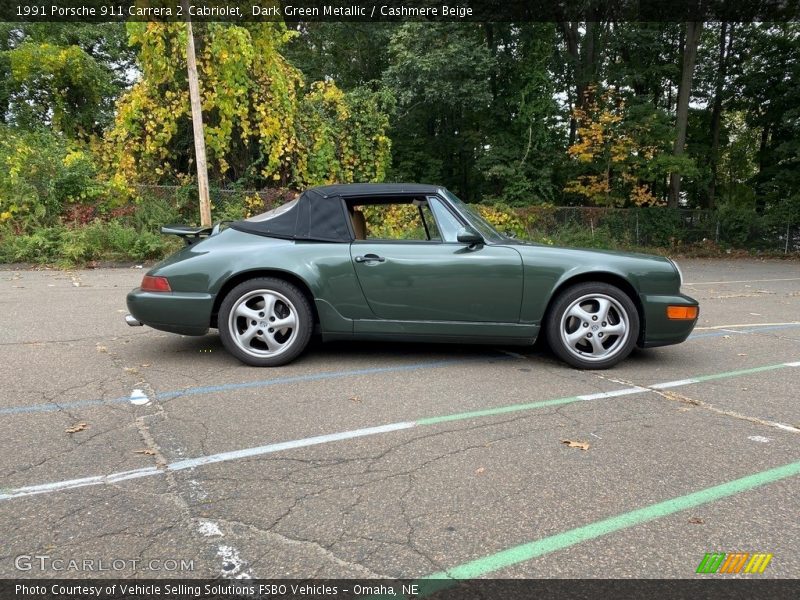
135;229;369;335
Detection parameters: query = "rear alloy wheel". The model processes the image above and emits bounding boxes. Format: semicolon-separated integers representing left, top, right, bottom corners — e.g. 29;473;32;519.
546;282;639;369
219;278;312;367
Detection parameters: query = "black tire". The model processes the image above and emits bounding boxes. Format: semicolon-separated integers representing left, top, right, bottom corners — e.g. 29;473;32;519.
218;277;313;367
545;282;640;370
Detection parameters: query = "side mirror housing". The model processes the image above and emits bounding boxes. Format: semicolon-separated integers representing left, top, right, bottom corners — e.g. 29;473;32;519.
457;227;483;246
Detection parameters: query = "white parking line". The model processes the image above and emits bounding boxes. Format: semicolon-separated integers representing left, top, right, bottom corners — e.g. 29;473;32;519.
577;388;647;401
1;360;798;503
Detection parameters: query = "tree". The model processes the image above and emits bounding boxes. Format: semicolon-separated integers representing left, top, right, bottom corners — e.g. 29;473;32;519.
706;22;735;209
104;22;392;194
383;22;494;200
669;21;703;207
0;23;133;137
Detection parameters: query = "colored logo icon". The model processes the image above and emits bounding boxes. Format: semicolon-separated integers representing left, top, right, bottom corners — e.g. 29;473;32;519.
696;552;773;574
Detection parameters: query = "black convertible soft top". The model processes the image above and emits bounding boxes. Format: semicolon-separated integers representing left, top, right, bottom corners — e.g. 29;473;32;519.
230;183;441;242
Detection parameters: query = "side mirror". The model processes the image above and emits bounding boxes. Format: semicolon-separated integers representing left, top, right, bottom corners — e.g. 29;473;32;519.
457;227;483;246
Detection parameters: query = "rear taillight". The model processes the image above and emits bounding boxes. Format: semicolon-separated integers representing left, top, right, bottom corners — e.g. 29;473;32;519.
141;275;172;292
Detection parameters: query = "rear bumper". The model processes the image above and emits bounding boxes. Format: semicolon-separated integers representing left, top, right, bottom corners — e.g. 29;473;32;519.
126;288;213;336
638;293;699;348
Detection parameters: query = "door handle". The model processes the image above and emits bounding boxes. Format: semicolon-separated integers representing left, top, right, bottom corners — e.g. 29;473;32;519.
355;254;385;263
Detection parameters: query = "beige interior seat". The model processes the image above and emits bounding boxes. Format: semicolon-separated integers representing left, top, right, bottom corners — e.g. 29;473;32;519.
351;210;367;240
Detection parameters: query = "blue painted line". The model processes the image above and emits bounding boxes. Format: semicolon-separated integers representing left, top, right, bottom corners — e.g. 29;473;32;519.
689;323;800;340
1;398;127;415
0;358;482;416
3;323;798;417
156;360;468;400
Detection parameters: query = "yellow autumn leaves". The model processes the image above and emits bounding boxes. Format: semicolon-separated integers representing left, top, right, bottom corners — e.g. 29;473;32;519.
104;23;391;194
565;85;661;207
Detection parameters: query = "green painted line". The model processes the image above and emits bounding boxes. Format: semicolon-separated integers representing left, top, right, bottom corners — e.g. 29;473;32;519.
406;459;800;594
417;396;582;426
692;363;788;383
416;361;797;429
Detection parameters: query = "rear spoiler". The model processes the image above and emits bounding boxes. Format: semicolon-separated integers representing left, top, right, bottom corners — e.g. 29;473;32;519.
160;224;214;246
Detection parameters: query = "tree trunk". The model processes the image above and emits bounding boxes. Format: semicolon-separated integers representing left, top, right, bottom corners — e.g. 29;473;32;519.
669;21;703;208
560;22;580;146
707;23;734;210
755;121;771;213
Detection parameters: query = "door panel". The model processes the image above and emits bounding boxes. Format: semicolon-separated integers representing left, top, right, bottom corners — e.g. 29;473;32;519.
350;242;523;322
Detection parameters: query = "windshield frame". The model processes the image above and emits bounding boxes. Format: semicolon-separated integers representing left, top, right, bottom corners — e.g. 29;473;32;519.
440;189;506;244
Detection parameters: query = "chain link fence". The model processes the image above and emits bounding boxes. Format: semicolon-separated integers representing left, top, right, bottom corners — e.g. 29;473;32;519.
518;206;799;254
136;186;799;254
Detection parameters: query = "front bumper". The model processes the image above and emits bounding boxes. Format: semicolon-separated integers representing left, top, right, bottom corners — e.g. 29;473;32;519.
126;288;213;336
638;293;699;348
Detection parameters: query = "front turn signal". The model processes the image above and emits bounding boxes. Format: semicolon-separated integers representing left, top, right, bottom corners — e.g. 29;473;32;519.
666;305;698;320
141;275;172;292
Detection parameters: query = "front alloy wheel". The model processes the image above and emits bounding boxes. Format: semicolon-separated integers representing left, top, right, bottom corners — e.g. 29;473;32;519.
546;283;639;369
219;278;312;366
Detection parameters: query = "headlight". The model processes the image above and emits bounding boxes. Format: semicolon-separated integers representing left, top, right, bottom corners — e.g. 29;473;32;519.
670;259;683;287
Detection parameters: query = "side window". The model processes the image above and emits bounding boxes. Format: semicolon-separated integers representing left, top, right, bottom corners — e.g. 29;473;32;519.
354;200;442;241
427;196;463;242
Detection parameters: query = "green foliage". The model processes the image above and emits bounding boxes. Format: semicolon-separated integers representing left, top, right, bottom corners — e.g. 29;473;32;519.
0;221;180;265
105;22;392;195
0;125;107;228
1;23;131;136
383;23;495;200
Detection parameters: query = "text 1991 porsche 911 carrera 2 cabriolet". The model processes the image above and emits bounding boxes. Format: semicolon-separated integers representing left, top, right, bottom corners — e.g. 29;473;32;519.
126;183;699;369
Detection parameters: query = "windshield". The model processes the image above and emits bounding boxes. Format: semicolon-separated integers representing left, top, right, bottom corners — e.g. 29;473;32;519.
442;190;505;243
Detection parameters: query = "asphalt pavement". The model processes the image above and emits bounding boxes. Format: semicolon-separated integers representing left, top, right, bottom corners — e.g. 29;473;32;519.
0;258;798;580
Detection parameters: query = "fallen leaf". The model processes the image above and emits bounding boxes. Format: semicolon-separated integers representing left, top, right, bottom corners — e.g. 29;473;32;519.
561;439;590;451
722;335;731;339
475;467;485;475
96;345;108;353
140;363;151;368
688;517;705;525
134;449;156;456
349;395;361;403
737;353;748;356
72;282;80;287
65;423;89;434
749;312;762;316
124;367;139;374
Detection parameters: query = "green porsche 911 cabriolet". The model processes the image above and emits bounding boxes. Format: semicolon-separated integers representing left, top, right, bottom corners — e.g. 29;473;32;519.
126;183;698;369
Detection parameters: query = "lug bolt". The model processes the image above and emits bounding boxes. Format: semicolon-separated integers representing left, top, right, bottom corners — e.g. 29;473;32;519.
587;333;593;338
583;322;589;328
257;330;263;335
251;320;256;325
598;332;604;338
592;315;598;321
269;317;275;322
268;328;274;333
259;312;265;317
602;321;607;327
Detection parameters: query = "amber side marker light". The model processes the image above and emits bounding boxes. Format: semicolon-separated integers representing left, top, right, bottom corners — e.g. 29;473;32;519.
666;305;698;320
141;275;172;292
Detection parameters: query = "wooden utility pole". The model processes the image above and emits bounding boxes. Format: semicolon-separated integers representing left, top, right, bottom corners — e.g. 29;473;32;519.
184;5;212;227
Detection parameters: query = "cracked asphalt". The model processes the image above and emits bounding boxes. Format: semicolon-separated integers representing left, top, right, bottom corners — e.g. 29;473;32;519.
0;259;798;579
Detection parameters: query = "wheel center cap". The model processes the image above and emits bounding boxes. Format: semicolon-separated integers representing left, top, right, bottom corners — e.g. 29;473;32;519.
591;324;599;331
259;321;268;328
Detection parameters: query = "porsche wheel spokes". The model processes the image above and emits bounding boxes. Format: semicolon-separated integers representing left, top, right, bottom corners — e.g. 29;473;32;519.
559;293;630;362
229;290;299;357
